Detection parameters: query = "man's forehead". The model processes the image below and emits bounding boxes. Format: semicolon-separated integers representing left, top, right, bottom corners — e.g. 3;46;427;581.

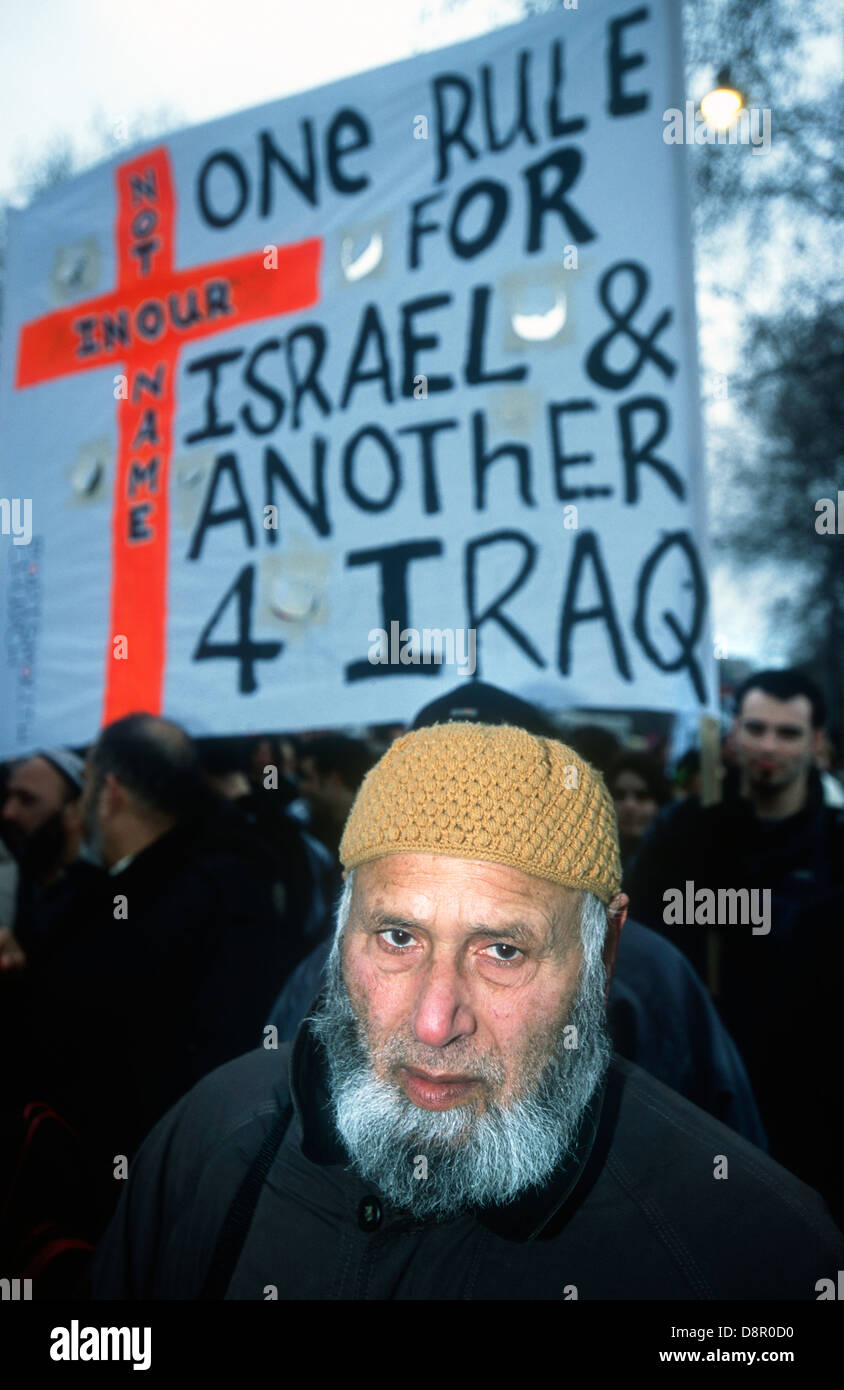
352;853;580;937
8;756;63;794
739;689;813;728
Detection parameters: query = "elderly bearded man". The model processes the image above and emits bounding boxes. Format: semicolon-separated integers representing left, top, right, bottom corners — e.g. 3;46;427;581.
92;724;843;1300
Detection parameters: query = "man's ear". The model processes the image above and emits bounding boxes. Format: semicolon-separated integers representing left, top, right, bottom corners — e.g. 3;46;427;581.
103;773;123;816
602;893;628;1000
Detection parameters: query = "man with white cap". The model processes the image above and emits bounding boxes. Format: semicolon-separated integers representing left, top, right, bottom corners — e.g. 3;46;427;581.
92;722;843;1299
0;748;87;970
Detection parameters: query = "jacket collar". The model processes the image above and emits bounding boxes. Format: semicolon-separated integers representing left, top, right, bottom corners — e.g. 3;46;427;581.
285;1003;349;1167
282;1004;611;1242
107;821;194;882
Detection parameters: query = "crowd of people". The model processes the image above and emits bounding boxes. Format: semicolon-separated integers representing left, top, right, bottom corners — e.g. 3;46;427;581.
0;667;841;1298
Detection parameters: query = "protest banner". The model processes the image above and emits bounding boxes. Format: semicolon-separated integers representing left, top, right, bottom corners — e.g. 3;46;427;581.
0;0;714;755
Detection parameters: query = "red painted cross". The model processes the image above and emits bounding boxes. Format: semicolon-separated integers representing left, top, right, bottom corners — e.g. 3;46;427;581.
16;146;321;724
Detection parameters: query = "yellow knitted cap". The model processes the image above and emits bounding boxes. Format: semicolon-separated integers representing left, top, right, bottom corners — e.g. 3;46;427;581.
340;722;621;903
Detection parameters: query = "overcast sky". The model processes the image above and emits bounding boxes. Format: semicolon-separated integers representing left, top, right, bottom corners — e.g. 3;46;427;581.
0;0;526;200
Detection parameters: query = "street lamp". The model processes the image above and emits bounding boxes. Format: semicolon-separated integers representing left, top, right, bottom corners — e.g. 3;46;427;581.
700;67;744;129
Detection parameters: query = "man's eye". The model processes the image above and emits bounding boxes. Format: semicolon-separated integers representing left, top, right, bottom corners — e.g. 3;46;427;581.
484;943;522;964
379;928;415;950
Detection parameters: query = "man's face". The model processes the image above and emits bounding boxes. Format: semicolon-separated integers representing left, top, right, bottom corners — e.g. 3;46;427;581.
343;854;584;1115
298;755;344;819
311;853;613;1220
734;689;820;793
297;755;324;808
249;739;275;783
612;770;658;842
1;757;69;854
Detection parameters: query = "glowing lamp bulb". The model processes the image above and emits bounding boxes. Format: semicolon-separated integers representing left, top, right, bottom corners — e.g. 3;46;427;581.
700;85;743;130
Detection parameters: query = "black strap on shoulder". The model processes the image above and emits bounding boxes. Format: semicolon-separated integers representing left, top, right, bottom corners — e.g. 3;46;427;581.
200;1101;294;1300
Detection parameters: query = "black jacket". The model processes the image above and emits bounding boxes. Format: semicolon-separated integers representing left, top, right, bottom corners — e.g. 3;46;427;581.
19;808;296;1164
91;1017;843;1300
623;768;844;959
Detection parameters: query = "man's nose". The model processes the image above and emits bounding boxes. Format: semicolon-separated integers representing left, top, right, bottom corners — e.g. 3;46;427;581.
757;729;780;754
411;955;476;1049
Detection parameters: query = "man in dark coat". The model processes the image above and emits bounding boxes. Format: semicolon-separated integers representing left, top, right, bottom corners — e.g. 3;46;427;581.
0;748;87;967
92;723;842;1300
0;749;104;1119
24;714;295;1168
197;734;338;968
623;668;844;1217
